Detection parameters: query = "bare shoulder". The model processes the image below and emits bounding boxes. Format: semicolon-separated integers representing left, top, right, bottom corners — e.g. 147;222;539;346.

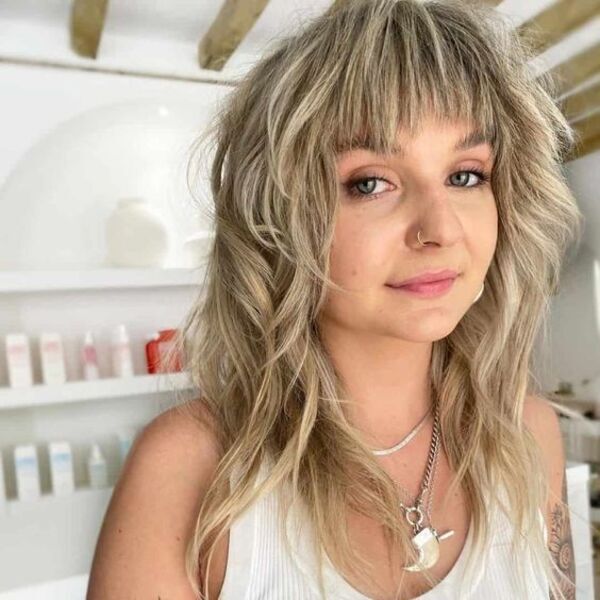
522;394;576;599
87;399;222;600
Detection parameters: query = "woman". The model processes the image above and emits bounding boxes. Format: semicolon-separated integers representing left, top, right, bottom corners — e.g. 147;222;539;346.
87;0;584;598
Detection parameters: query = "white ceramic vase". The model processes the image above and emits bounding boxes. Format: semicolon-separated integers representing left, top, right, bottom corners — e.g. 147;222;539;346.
181;231;215;268
105;197;170;267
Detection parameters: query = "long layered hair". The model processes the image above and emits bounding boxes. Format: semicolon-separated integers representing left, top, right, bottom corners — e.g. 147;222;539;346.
170;0;585;598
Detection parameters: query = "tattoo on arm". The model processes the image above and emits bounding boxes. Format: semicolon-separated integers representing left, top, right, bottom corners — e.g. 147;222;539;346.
548;470;576;600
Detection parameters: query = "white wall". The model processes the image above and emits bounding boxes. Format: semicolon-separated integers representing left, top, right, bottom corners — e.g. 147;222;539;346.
533;151;600;402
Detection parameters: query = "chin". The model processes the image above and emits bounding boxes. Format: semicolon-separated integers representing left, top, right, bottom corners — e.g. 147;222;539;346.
391;319;459;342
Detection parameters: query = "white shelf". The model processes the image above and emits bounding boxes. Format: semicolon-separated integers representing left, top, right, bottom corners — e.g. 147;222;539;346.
4;484;115;516
0;267;205;293
0;371;196;410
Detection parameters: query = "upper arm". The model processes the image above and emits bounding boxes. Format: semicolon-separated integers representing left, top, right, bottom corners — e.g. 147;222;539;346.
86;401;221;600
523;394;576;599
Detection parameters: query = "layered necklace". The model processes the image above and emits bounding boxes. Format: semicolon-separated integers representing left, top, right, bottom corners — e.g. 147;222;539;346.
369;401;455;572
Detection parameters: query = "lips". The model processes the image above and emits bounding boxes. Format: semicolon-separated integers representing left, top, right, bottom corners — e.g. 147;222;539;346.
387;269;459;288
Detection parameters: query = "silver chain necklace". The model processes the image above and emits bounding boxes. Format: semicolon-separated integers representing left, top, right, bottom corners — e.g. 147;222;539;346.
369;402;455;572
370;406;431;456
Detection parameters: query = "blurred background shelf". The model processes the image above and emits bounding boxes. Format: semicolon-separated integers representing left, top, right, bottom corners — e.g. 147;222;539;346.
3;484;114;516
0;371;195;410
0;268;205;293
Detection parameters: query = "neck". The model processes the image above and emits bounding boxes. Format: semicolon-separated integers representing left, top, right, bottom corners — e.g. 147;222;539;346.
318;319;436;448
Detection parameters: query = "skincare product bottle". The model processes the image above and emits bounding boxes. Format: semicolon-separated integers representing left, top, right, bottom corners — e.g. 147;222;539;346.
111;324;134;378
13;444;41;501
117;428;138;465
0;451;6;514
39;333;67;385
5;333;33;388
87;443;108;488
48;441;75;495
82;331;100;380
146;329;182;374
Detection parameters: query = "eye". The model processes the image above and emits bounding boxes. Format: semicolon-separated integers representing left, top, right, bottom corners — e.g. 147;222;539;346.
343;174;394;200
449;169;490;188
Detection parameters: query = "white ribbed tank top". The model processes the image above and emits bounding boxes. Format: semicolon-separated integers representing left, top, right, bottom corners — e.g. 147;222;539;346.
217;459;550;599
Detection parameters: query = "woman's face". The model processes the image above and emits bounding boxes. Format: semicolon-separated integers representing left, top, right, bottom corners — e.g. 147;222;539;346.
320;116;498;343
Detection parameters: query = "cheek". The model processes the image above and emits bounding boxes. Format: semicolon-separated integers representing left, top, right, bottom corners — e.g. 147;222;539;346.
469;202;498;265
329;218;389;286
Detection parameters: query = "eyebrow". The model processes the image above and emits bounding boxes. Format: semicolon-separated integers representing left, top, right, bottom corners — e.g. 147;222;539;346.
337;129;493;157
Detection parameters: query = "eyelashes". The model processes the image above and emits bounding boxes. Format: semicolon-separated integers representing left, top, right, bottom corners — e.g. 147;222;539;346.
343;169;491;200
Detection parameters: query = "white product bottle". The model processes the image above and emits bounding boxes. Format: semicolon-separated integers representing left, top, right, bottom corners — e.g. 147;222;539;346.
39;333;67;385
13;444;41;501
82;331;100;380
87;444;108;488
111;324;134;378
48;441;75;495
117;428;138;465
5;333;33;388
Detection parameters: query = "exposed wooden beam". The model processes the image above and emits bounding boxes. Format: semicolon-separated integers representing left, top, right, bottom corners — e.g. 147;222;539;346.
545;42;600;97
571;111;600;160
70;0;109;59
518;0;600;55
581;135;600;157
562;80;600;121
198;0;270;71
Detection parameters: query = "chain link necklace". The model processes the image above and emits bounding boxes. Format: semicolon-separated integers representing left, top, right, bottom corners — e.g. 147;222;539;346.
369;401;455;572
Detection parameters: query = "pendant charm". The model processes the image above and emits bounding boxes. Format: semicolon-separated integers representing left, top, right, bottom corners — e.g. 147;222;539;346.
403;526;455;572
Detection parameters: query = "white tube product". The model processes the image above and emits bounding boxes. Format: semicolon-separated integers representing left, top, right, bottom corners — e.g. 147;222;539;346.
111;324;134;378
87;444;108;488
5;333;33;388
117;428;138;465
39;332;67;385
48;441;75;495
13;444;41;501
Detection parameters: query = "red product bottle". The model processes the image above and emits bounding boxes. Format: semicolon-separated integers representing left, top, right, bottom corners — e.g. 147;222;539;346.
145;329;182;374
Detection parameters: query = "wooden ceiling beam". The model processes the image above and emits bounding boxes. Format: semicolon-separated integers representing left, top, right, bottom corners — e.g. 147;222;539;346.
70;0;109;59
571;111;600;160
578;135;600;157
518;0;600;55
562;80;600;121
545;42;600;97
198;0;271;71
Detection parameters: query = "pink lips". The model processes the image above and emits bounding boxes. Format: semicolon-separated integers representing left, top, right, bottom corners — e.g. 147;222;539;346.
386;269;459;298
389;269;459;287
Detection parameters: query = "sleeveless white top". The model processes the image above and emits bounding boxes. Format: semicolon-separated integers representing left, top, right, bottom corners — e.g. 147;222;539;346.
218;460;549;599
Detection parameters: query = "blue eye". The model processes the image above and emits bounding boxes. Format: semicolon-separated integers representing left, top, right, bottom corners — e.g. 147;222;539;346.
449;169;490;188
344;169;491;200
343;174;393;199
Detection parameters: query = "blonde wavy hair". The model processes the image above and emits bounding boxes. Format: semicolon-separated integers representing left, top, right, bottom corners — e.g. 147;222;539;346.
166;0;586;597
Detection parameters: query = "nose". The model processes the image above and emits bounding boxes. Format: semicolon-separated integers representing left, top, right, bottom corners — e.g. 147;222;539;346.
406;188;464;250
